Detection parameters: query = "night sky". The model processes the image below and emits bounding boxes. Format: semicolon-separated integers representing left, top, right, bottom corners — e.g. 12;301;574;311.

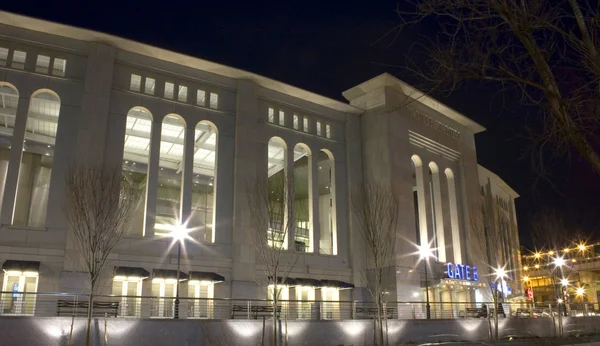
5;1;599;249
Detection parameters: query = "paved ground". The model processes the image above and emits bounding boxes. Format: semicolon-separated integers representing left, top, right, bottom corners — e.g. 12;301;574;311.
413;335;600;346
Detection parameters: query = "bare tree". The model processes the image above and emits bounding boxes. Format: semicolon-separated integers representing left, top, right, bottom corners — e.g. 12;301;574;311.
65;164;141;346
470;199;505;340
246;173;297;346
396;1;600;175
351;182;400;346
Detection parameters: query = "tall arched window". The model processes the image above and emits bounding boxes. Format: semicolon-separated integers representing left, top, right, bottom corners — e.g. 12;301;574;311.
293;143;311;252
429;162;446;262
155;114;186;236
0;84;18;208
191;121;218;243
318;150;336;255
267;137;287;249
411;155;427;246
445;168;462;263
122;107;153;236
14;90;60;228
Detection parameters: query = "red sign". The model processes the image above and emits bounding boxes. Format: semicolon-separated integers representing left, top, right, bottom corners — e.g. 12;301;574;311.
526;288;534;301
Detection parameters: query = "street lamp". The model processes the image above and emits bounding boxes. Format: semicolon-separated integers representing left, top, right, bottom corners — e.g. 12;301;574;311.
553;256;566;268
493;266;508;317
169;224;189;319
560;278;569;287
576;286;585;298
418;244;436;320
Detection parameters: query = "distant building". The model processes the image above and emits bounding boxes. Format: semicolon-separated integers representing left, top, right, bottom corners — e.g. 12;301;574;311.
0;11;522;318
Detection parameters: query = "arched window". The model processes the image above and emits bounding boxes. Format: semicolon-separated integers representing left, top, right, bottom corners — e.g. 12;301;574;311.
155;114;186;236
429;162;446;262
122;107;153;236
0;84;18;208
267;137;287;249
318;150;336;255
293;143;311;252
14;90;60;228
191;121;218;243
411;155;427;246
445;168;462;263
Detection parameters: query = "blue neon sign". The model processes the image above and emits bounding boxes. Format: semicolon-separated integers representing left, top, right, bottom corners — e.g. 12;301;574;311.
446;263;478;281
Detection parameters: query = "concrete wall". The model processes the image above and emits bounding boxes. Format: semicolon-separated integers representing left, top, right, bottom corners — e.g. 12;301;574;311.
1;316;597;346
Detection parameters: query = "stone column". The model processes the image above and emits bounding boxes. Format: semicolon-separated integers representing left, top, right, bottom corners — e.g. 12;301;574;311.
180;127;194;224
286;145;295;251
0;96;28;225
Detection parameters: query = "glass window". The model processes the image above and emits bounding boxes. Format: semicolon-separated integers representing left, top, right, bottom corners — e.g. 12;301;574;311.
267;137;287;249
197;90;206;106
278;110;285;126
144;77;156;95
178;85;188;102
209;93;219;109
14;92;61;228
164;82;175;99
150;279;177;318
52;58;66;77
188;281;214;318
191;121;217;243
1;271;38;315
112;277;143;317
11;50;26;70
155;115;185;236
321;287;340;319
35;55;50;74
325;124;331;139
303;118;309;132
268;107;275;123
318;151;336;255
296;286;315;319
122;107;152;236
293;114;299;130
0;48;8;67
0;85;18;209
130;74;142;92
316;121;322;136
293;144;311;252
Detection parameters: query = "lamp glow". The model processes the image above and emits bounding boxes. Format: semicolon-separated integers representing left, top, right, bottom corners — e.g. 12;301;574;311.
576;286;585;297
523;276;529;282
557;298;563;304
553;256;566;268
578;243;587;252
560;278;569;286
534;252;541;259
494;267;507;280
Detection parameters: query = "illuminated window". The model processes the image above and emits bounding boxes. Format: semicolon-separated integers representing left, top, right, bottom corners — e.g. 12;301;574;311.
188;280;215;318
164;82;175;99
0;84;18;208
178;85;188;102
155;115;186;236
151;278;178;318
296;286;315;319
278;110;285;126
144;77;156;95
35;55;50;74
1;268;38;315
268;107;275;123
52;58;66;77
130;74;142;92
303;117;309;132
14;91;61;228
122;107;152;236
325;124;331;139
293;144;311;252
197;90;206;106
321;287;340;319
0;48;8;66
209;93;218;109
112;276;143;317
293;114;299;130
316;121;322;136
267;137;287;249
191;121;218;243
11;50;26;70
318;150;337;255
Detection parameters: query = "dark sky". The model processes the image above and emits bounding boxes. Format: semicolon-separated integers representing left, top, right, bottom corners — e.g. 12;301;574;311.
5;1;599;249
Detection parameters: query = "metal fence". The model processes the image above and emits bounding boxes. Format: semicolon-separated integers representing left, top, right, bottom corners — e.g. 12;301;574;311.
1;292;598;320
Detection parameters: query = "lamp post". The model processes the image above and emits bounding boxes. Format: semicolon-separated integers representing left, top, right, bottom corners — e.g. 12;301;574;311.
169;224;188;319
418;244;435;320
553;256;568;317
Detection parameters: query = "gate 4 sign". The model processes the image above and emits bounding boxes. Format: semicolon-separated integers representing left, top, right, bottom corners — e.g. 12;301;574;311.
446;263;479;281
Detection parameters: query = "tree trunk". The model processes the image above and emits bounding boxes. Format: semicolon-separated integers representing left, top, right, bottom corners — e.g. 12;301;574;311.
85;285;94;346
494;290;499;340
273;283;278;346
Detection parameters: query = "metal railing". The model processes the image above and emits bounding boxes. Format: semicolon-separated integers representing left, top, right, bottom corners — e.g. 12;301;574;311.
1;292;599;320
